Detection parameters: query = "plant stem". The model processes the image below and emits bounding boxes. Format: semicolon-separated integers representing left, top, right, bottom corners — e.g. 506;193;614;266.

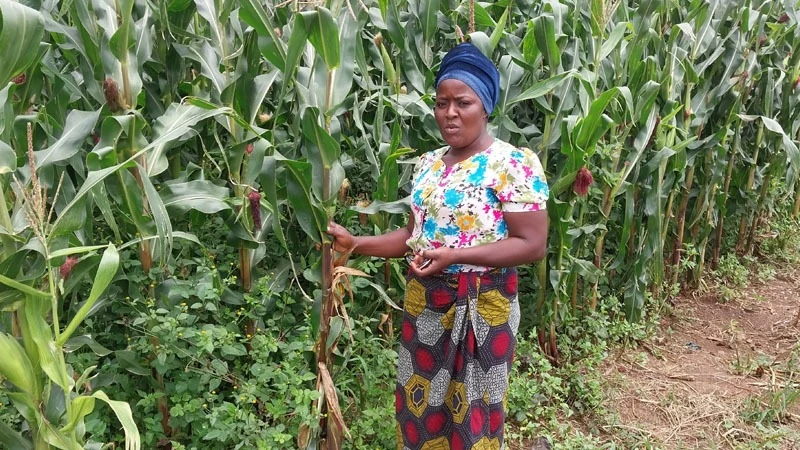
736;121;763;253
0;181;15;259
670;164;695;287
793;181;800;218
383;259;393;340
240;247;251;292
713;127;739;268
115;0;132;109
745;172;771;256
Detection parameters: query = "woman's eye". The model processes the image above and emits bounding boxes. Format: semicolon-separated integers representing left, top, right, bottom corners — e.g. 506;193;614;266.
436;102;446;109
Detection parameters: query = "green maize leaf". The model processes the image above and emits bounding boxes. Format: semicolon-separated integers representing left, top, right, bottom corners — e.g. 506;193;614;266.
58;244;119;346
570;257;601;283
0;274;50;298
61;395;95;434
327;316;344;350
160;180;231;214
467;32;491;56
0;332;37;394
379;42;399;93
567;223;607;239
145;103;202;176
644;148;678;174
0;85;10;138
330;11;357;112
521;20;541;66
509;70;576;105
0;419;32;450
350;197;411;215
115;349;151;376
533;14;560;72
418;0;440;47
174;41;226;95
49;245;108;259
258;156;288;250
376;147;415;203
0;139;15;174
108;0;134;61
103;0;142;109
138;162;172;264
635;81;661;125
399;36;425;94
52;104;231;235
302;7;340;70
673;23;696;43
471;2;495;28
0;289;24;310
301;108;340;170
489;4;510;51
550;170;577;197
694;45;725;78
117;231;200;252
363;280;401;310
285;160;326;244
194;0;225;59
93;390;141;450
25;296;70;392
63;335;112;356
39;417;80;450
249;71;279;125
576;87;620;152
765;70;776;121
239;0;286;69
0;0;44;86
623;260;646;323
285;14;308;79
384;0;405;49
226;220;260;250
739;115;800;179
599;22;630;61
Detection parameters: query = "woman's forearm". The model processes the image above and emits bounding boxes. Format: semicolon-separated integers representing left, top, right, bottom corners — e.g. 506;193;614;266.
353;227;412;259
449;235;546;267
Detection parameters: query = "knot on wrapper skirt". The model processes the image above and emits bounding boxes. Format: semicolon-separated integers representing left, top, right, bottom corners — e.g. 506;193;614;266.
395;268;521;450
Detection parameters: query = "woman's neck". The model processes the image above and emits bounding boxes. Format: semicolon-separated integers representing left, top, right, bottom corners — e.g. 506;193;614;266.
444;134;494;166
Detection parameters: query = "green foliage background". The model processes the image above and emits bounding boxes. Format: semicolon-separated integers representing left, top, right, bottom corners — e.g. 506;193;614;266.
0;0;798;448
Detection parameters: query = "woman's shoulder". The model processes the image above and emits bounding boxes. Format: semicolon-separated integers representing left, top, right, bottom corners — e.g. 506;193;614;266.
487;140;542;164
416;146;448;166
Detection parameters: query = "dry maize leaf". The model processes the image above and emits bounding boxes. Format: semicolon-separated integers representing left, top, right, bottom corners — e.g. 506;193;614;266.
332;243;357;267
331;266;368;278
297;424;310;449
378;313;390;335
317;362;350;439
329;278;354;342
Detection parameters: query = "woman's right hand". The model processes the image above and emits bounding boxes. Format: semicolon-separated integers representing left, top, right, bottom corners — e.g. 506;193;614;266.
326;221;357;253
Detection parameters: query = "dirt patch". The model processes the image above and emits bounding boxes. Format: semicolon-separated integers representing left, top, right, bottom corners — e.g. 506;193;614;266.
602;269;800;449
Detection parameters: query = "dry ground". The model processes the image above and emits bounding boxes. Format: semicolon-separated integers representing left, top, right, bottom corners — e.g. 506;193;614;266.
599;268;800;449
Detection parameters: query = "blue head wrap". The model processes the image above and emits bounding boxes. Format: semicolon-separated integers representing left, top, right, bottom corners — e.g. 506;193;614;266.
434;43;500;115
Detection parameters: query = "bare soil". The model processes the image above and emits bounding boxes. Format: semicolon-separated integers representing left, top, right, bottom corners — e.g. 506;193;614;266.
600;269;800;449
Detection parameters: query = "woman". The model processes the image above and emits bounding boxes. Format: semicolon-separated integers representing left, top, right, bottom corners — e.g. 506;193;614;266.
327;42;549;450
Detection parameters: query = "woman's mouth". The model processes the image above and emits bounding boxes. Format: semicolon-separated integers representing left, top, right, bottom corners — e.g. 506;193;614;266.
443;125;459;134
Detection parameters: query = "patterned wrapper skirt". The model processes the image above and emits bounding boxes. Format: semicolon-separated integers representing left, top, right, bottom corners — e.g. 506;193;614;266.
396;268;520;450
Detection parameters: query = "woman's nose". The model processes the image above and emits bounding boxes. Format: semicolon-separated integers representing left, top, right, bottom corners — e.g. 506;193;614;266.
445;104;457;118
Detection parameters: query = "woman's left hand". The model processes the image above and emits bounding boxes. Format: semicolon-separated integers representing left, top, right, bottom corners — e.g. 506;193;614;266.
409;247;456;276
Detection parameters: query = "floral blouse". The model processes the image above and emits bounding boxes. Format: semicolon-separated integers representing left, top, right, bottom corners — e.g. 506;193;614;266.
406;139;549;273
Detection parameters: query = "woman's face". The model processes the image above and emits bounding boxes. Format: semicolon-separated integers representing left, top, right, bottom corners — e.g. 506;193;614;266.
434;79;489;153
